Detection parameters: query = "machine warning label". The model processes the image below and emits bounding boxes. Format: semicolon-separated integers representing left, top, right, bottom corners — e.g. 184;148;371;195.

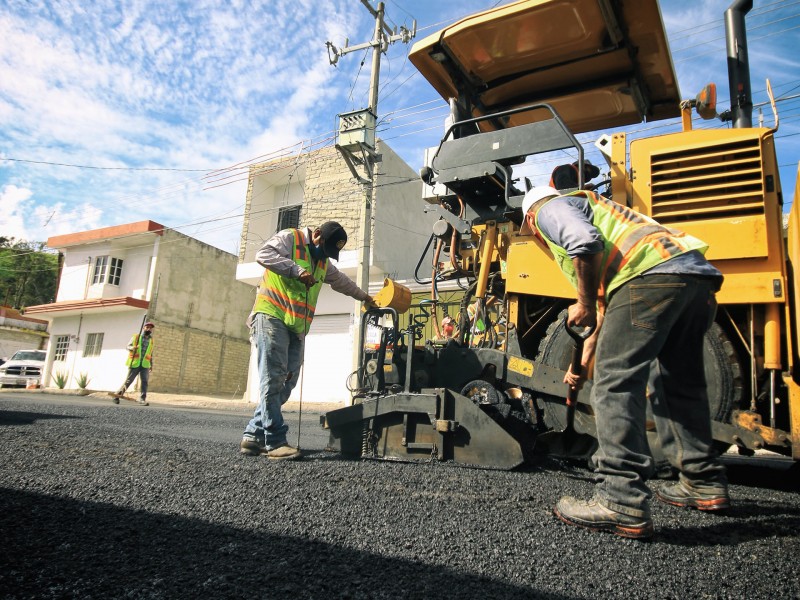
508;356;533;377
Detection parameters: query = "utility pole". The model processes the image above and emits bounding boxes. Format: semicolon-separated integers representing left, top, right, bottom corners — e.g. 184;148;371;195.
326;1;416;377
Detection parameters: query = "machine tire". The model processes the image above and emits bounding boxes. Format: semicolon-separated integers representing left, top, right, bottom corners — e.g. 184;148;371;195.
533;310;741;456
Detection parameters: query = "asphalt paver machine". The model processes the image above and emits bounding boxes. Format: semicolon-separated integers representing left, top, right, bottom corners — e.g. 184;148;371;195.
323;0;800;469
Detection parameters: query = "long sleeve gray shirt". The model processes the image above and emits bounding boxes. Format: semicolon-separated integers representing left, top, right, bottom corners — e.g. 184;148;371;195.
255;227;370;301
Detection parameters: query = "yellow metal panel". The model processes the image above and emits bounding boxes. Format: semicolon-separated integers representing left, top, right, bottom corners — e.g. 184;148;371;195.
783;373;800;460
714;271;784;305
409;0;679;134
678;216;768;260
630;128;768;218
505;236;574;298
788;164;800;374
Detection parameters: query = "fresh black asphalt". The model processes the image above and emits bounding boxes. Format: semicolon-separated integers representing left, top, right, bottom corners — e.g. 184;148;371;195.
1;392;798;599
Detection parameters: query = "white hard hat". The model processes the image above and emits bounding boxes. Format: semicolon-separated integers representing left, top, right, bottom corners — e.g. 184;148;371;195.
520;186;559;235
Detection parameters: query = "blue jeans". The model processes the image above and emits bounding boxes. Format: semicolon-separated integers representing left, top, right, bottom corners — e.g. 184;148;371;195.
591;274;727;518
121;366;150;400
243;314;303;449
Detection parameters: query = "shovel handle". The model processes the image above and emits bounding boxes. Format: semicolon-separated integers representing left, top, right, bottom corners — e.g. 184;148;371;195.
564;316;596;407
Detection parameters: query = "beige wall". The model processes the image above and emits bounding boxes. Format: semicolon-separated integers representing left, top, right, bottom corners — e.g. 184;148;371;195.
301;146;364;243
148;320;250;394
151;229;254;339
0;327;49;358
239;141;431;280
372;141;431;280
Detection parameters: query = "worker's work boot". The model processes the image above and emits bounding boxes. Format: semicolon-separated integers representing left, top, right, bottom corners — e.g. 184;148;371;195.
554;496;654;540
655;481;730;511
239;437;266;456
266;444;301;461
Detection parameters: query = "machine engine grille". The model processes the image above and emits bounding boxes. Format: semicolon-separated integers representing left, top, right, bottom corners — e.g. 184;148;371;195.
649;137;764;223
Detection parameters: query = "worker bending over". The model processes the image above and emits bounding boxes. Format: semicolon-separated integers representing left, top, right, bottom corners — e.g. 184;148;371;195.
521;186;729;539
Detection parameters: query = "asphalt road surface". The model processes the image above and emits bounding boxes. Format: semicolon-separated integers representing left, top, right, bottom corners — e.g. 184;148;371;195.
1;392;799;599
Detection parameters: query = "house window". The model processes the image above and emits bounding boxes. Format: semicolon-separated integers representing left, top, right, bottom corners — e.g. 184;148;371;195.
92;256;123;285
83;333;104;357
108;257;123;285
92;256;108;284
277;205;301;232
53;335;70;362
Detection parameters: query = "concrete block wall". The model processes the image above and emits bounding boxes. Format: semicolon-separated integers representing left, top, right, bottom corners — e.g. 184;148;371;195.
0;327;49;358
239;147;366;263
153;230;253;340
147;320;250;395
301;147;364;243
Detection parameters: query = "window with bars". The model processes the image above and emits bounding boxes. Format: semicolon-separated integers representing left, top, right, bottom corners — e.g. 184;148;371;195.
53;335;70;362
277;205;301;232
92;256;123;285
83;333;104;357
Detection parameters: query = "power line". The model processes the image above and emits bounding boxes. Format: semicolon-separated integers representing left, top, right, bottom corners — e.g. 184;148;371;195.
1;157;211;172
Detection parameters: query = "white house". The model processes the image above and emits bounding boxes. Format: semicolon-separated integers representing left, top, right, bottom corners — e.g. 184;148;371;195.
26;221;255;395
236;141;433;405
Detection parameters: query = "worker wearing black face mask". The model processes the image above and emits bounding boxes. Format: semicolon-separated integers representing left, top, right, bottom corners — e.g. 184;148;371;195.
240;221;376;460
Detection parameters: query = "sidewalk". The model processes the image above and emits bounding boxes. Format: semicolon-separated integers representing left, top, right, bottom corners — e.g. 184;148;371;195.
5;387;346;414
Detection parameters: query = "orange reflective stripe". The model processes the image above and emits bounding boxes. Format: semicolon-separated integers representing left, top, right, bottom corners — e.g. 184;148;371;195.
257;294;315;322
257;287;315;320
293;229;307;261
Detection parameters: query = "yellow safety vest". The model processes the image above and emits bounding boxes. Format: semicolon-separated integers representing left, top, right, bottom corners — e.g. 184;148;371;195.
534;191;709;298
252;229;328;333
126;334;154;368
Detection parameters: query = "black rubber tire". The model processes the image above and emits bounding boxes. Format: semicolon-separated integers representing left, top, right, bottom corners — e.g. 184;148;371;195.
533;309;742;454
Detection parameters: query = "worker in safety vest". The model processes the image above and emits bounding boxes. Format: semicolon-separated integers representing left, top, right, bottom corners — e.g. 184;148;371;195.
115;321;155;405
240;221;375;460
520;186;729;539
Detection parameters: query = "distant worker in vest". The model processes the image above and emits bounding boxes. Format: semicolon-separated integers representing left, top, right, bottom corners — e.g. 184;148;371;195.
240;221;376;461
115;321;155;406
520;185;729;539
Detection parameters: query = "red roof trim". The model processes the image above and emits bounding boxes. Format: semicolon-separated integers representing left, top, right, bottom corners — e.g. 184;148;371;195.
47;220;166;248
0;305;49;325
24;297;150;315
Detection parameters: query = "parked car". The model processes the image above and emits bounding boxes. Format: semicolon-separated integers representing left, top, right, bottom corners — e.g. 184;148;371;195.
0;349;47;388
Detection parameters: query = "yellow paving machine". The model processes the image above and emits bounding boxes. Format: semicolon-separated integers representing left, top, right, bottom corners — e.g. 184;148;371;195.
323;0;800;469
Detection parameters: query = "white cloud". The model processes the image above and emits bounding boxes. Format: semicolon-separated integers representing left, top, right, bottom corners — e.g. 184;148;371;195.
0;184;34;240
0;183;104;242
1;0;793;249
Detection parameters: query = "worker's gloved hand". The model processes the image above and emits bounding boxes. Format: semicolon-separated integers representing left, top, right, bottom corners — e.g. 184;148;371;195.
364;296;378;310
298;270;316;289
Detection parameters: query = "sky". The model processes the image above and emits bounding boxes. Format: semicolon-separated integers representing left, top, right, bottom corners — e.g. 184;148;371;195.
1;0;799;255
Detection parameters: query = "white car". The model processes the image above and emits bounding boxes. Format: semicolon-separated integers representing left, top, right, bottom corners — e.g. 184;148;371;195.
0;350;47;388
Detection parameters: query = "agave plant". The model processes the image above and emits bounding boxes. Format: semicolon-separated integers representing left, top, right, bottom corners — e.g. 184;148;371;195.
75;372;91;390
52;370;68;389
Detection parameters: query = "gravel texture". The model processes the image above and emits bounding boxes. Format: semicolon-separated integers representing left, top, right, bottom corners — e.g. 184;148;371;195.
1;392;799;599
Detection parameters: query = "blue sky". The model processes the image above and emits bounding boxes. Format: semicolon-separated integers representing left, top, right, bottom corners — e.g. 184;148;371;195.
1;0;799;254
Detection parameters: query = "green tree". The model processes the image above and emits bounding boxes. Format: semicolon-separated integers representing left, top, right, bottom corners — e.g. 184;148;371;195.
0;238;59;309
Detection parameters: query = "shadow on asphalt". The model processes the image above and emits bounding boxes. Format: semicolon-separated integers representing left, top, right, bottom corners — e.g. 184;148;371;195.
725;460;800;493
0;410;82;426
0;487;574;600
657;500;800;547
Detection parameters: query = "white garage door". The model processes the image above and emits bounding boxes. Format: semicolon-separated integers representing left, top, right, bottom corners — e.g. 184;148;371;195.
291;314;354;405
